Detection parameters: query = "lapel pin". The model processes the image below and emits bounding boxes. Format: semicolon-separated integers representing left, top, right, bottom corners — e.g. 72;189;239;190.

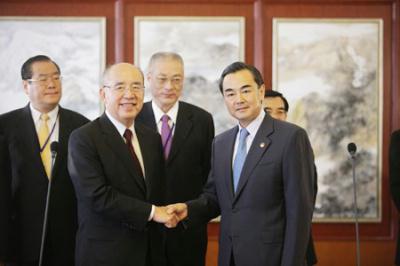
260;142;266;148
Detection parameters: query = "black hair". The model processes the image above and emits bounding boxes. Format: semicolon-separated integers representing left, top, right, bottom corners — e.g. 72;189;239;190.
218;62;264;94
264;89;289;112
21;55;60;80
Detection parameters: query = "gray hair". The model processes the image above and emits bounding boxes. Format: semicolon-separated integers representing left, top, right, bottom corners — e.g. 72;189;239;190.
147;52;184;74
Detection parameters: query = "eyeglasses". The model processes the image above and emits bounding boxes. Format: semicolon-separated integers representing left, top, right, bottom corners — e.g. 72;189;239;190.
27;74;62;85
103;84;144;94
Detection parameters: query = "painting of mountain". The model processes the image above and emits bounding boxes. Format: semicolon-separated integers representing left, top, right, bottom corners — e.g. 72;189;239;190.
273;19;383;221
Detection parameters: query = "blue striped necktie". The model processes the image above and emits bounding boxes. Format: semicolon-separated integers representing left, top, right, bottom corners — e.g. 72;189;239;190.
233;128;249;192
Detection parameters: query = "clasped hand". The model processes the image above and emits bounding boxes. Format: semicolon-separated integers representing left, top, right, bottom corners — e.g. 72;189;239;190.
152;203;188;228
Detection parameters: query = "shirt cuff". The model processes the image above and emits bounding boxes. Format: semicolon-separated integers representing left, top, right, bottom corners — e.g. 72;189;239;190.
148;205;155;221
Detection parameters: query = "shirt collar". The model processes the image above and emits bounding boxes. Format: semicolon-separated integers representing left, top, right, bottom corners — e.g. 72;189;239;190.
105;110;135;137
152;100;179;125
237;109;265;137
30;104;59;124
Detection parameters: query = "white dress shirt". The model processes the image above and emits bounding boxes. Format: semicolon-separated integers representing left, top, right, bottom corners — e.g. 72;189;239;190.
30;104;59;163
232;109;265;165
152;100;179;135
105;110;145;177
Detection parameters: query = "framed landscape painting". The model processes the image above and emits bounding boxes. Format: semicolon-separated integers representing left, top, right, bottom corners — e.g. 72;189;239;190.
273;18;383;222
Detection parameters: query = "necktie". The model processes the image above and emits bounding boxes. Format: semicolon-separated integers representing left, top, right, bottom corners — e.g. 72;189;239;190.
38;113;51;178
123;129;144;178
161;115;172;159
232;128;249;192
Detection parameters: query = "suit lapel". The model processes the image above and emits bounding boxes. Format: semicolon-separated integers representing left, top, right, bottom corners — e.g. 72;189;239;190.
18;105;48;182
167;103;193;164
223;127;238;202
139;102;158;131
135;124;154;199
233;115;274;203
99;114;146;194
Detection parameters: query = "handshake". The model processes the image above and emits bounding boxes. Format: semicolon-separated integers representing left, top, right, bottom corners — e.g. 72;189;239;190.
152;203;188;228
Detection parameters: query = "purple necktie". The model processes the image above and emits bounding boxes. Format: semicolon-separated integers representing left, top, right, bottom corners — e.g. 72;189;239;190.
161;115;172;159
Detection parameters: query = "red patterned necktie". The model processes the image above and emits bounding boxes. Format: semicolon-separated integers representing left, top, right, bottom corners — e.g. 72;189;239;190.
123;129;143;177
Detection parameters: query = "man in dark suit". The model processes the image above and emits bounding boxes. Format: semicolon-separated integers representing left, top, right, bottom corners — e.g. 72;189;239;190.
168;62;315;266
68;62;178;266
0;55;89;266
264;89;318;266
390;129;400;265
137;52;214;266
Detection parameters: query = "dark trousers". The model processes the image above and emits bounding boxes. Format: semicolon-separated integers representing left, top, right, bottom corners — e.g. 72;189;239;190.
230;252;235;266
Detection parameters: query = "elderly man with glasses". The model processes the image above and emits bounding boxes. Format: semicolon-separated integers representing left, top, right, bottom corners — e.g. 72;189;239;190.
68;62;178;266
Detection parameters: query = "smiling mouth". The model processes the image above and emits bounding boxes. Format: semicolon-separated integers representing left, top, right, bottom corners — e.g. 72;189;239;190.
120;103;136;107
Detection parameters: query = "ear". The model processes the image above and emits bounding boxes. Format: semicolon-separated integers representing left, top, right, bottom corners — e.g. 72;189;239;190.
259;84;266;103
146;71;152;83
22;80;29;96
99;87;106;103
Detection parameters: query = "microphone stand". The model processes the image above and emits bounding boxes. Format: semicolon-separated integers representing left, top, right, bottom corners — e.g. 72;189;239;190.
38;147;57;266
350;152;361;266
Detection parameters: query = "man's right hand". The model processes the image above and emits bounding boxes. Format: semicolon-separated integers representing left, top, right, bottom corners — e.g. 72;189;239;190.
166;203;188;221
152;206;179;228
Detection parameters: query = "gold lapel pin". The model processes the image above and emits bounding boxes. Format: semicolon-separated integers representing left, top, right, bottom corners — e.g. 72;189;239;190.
260;142;266;148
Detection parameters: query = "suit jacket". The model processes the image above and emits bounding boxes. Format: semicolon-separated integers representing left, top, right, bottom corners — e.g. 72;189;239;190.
68;113;166;266
137;101;214;266
187;114;315;266
0;104;88;264
304;164;318;266
389;129;400;265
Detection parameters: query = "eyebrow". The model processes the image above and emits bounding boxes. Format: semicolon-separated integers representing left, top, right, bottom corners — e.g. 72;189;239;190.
223;84;251;92
265;106;286;110
156;74;182;78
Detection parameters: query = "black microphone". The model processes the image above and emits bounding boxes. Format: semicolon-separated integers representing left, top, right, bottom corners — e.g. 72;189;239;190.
39;141;58;266
347;142;357;156
51;141;59;158
347;142;360;266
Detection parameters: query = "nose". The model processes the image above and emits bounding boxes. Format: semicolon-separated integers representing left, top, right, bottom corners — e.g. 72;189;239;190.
123;88;135;98
47;78;57;88
235;91;245;103
164;79;174;90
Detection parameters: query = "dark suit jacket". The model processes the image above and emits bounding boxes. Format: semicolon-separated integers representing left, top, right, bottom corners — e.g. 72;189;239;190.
187;114;315;266
305;165;318;266
68;113;166;266
137;101;214;266
390;129;400;265
0;104;88;264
